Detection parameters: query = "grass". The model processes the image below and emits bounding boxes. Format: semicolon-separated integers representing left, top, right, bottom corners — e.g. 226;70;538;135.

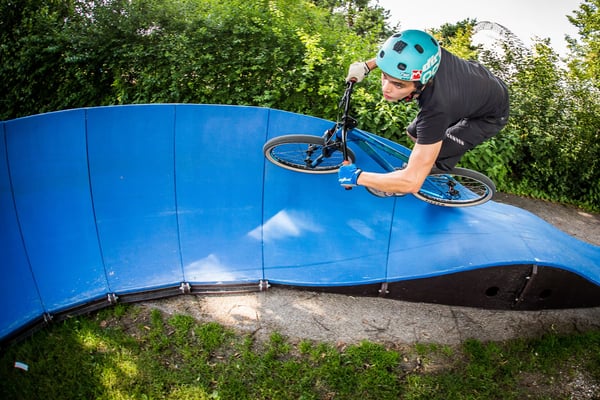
1;304;599;400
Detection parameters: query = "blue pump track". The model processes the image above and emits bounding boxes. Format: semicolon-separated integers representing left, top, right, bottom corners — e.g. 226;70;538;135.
2;104;600;345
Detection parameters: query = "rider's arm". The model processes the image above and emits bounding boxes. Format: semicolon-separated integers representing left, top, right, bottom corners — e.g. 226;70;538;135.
364;58;377;71
356;140;443;194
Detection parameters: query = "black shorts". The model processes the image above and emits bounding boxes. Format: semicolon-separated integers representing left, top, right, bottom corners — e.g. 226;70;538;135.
407;115;509;171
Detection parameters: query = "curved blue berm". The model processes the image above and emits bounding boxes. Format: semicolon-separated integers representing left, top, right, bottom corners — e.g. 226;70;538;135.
2;105;599;345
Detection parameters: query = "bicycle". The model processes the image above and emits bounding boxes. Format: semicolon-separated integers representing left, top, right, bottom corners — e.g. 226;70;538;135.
263;81;496;207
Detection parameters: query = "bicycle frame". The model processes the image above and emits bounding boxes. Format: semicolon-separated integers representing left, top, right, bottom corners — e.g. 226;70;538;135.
347;130;410;172
328;81;409;173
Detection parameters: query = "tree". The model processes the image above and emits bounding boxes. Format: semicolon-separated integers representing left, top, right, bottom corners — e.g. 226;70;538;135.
308;0;394;39
567;0;600;89
430;19;479;60
0;0;382;120
480;30;600;209
0;0;78;118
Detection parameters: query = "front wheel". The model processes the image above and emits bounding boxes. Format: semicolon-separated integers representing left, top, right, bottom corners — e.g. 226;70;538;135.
263;134;355;174
414;167;496;207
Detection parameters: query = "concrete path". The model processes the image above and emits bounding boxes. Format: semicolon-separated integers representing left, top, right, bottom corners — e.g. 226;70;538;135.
145;288;600;345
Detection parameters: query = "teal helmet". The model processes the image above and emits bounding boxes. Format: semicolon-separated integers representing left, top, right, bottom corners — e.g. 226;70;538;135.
376;30;441;84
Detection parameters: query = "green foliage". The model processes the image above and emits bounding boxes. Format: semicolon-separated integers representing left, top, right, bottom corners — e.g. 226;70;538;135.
0;0;380;121
308;0;395;38
567;0;600;90
352;77;418;146
459;136;511;190
481;36;600;210
431;19;479;60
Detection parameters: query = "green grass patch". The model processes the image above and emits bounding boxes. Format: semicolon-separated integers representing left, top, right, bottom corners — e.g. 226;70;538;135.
1;305;598;399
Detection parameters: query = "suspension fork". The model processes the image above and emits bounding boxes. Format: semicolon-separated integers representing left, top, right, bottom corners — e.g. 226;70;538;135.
340;81;355;162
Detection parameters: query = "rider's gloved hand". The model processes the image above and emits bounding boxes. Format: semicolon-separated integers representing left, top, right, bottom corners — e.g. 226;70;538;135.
346;62;370;83
338;162;362;187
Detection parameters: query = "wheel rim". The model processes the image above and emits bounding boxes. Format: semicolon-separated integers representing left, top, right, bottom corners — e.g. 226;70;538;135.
417;173;493;206
267;142;345;172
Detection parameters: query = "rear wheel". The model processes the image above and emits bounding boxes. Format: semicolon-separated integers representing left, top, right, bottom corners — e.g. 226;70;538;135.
263;134;355;174
414;167;495;207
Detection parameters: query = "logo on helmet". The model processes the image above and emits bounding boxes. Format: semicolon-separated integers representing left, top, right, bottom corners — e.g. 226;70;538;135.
420;52;441;83
422;53;440;72
411;70;422;81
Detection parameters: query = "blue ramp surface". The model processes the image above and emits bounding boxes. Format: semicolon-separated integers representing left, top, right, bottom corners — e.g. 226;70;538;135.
1;104;599;344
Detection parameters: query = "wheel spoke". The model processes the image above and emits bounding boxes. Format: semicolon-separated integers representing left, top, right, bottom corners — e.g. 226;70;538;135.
263;135;354;174
415;168;495;207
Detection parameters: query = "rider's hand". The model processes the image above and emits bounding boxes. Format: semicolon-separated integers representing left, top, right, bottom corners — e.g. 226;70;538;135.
346;62;370;83
338;162;362;187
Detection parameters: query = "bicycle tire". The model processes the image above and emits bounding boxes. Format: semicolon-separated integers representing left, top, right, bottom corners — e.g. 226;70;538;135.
365;187;400;198
365;166;407;198
263;134;355;174
413;167;496;207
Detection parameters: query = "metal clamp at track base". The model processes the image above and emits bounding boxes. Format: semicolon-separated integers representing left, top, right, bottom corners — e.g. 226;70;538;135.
259;280;270;292
513;265;539;307
179;282;191;294
43;313;53;324
107;293;119;305
378;282;389;297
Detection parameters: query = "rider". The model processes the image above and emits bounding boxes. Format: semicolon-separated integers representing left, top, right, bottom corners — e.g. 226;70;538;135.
338;29;509;194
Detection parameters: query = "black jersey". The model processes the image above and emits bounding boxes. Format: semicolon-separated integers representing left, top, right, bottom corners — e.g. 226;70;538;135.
413;48;509;145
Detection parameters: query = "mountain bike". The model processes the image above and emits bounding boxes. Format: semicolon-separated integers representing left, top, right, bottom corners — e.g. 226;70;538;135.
263;81;495;207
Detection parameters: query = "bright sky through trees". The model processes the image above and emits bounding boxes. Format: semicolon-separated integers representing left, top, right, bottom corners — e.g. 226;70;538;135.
377;0;581;55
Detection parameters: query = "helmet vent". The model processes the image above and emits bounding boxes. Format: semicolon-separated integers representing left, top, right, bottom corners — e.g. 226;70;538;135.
414;44;424;54
393;40;407;54
397;63;407;71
